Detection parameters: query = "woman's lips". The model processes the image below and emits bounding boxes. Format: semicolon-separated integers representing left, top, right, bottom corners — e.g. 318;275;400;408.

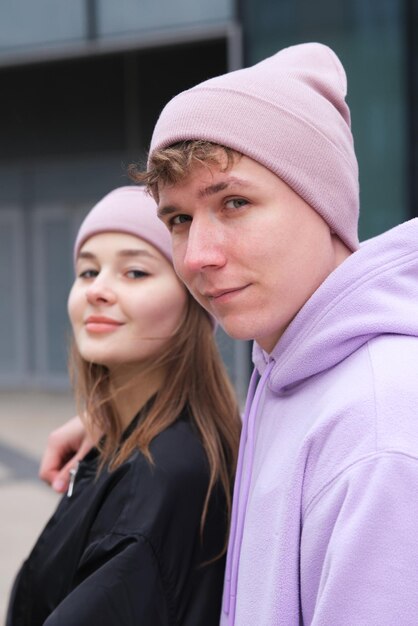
84;316;123;334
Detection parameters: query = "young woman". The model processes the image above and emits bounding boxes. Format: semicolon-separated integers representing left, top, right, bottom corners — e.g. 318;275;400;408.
7;186;241;626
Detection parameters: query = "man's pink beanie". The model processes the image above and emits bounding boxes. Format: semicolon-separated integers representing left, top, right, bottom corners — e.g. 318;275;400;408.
149;42;360;251
74;186;172;264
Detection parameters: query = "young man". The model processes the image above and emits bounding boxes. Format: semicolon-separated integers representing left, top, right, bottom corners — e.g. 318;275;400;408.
138;42;418;625
42;43;418;624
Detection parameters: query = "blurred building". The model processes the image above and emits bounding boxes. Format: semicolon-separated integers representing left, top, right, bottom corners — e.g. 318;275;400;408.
0;0;416;393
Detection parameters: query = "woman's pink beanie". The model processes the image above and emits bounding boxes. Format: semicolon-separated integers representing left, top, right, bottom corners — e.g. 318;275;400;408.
74;185;217;328
74;186;172;264
149;42;360;251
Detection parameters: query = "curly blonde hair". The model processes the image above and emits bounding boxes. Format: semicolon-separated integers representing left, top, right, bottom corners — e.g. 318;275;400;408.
129;140;241;200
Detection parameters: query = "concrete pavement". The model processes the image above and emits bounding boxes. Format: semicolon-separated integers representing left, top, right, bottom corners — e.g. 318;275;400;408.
0;391;75;623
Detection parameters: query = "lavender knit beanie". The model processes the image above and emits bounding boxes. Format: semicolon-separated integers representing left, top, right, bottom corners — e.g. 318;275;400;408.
74;186;172;265
149;42;360;251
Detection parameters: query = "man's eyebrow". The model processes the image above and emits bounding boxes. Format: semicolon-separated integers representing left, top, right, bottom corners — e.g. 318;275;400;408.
198;177;251;198
157;205;176;219
157;177;252;218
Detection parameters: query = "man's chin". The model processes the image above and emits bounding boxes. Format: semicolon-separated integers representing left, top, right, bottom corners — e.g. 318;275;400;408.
215;316;256;342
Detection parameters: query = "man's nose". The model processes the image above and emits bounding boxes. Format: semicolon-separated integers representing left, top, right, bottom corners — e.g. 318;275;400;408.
182;216;226;272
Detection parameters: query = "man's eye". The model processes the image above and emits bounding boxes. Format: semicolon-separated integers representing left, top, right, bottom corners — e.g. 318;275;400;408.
171;214;191;226
225;198;248;209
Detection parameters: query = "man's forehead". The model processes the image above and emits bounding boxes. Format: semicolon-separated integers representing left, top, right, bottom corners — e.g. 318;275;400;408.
157;173;253;213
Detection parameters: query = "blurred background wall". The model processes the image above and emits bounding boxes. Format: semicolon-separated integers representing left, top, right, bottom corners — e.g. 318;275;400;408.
0;0;416;394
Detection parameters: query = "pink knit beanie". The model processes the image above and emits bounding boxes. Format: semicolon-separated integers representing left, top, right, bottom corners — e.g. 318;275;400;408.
74;185;217;328
149;42;360;251
74;186;172;264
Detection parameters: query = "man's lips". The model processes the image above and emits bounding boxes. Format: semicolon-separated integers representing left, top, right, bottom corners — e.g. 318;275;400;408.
203;285;250;302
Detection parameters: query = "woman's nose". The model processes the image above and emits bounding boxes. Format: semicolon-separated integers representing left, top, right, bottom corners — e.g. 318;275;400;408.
85;279;117;305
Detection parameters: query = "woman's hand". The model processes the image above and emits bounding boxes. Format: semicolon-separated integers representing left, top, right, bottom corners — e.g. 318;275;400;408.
39;416;95;493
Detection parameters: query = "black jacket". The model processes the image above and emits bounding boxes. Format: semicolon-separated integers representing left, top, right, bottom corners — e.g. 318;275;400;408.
7;407;227;625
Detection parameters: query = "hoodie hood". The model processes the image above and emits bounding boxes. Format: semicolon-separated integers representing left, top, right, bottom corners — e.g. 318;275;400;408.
253;218;418;393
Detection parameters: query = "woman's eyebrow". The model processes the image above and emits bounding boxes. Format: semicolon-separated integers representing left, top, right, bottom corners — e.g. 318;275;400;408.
117;249;156;259
77;251;96;260
77;250;157;260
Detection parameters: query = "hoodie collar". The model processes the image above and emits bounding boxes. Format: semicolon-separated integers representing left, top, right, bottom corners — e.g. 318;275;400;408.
253;218;418;395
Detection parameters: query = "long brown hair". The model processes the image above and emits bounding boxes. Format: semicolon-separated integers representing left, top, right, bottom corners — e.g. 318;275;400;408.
69;289;241;539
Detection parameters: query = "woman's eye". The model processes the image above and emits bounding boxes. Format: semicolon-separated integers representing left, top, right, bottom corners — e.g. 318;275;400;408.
225;198;248;209
79;269;98;278
126;269;149;279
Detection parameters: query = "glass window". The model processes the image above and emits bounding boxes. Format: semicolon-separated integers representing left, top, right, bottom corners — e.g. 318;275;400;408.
32;207;74;380
97;0;233;37
241;0;407;240
216;328;251;406
0;0;86;52
0;209;26;378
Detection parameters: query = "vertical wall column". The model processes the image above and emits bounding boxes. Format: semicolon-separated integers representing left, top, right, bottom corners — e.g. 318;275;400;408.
406;0;418;218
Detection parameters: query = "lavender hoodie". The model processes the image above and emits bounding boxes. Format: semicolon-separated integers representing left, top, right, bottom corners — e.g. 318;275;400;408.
221;218;418;626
